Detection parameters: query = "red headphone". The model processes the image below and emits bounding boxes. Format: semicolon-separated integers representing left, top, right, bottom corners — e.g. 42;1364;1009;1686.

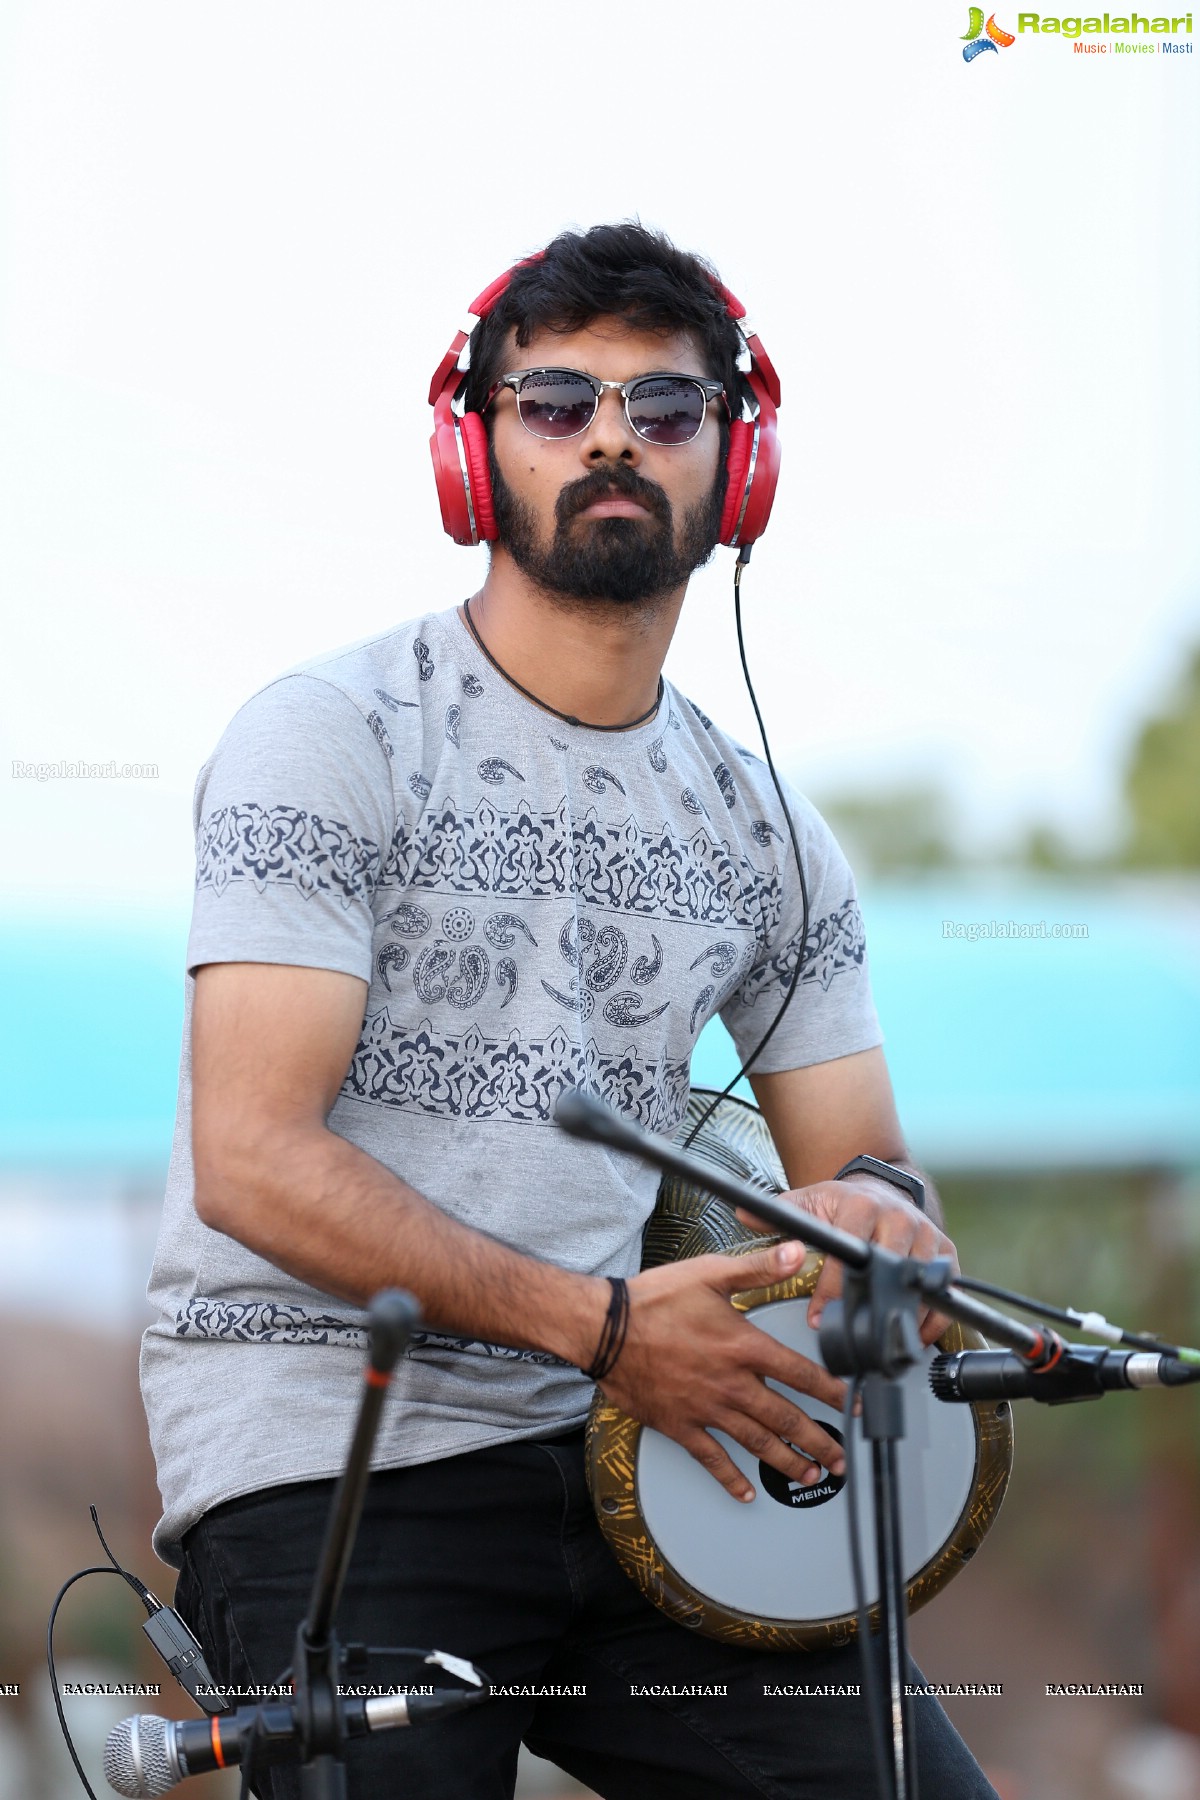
427;262;781;550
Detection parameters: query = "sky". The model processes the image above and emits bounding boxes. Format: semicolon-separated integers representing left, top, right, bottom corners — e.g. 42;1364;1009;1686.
1;0;1198;915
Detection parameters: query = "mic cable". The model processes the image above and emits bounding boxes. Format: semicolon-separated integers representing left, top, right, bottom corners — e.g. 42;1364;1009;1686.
47;1509;230;1800
86;1509;226;1716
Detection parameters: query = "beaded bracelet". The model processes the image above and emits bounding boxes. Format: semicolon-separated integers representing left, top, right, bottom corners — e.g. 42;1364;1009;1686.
584;1277;630;1382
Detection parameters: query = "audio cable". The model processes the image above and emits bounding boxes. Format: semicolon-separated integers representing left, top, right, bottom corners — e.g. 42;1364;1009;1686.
682;548;812;1149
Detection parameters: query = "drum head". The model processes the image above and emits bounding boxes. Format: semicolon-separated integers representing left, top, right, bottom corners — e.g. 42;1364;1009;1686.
638;1296;976;1624
589;1277;1013;1651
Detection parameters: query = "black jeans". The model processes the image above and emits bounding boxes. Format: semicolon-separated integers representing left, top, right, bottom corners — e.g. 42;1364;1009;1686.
175;1430;998;1800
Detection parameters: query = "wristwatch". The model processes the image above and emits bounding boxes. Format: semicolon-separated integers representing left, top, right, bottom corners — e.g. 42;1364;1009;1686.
833;1154;926;1213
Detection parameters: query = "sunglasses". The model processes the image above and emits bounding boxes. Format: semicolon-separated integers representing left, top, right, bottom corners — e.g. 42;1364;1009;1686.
485;368;727;446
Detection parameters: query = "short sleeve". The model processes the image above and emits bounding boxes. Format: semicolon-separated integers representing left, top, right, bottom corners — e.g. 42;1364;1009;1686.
186;674;395;982
718;784;882;1073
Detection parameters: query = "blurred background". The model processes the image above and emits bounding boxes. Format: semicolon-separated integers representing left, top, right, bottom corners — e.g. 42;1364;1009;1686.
1;3;1197;1796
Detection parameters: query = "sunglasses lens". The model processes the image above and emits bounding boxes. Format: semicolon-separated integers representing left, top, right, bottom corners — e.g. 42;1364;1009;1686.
627;378;707;444
516;372;597;438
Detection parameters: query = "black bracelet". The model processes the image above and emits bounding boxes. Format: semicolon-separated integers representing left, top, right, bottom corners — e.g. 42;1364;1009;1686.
584;1278;630;1382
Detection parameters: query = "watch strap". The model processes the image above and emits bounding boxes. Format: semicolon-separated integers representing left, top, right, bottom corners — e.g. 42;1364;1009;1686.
833;1153;926;1213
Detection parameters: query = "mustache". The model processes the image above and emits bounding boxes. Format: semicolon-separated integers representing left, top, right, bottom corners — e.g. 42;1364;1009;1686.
555;465;671;528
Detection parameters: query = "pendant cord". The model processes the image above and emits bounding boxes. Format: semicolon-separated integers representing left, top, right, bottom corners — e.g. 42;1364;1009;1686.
462;596;663;733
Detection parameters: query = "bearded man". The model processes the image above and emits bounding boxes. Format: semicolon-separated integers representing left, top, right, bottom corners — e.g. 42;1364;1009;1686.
141;222;997;1799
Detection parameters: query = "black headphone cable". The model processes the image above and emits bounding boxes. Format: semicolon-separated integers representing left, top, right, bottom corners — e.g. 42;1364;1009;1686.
681;548;812;1149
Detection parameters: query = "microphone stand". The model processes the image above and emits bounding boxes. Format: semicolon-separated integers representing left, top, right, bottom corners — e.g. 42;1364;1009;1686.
289;1289;420;1800
821;1250;925;1800
555;1089;1054;1800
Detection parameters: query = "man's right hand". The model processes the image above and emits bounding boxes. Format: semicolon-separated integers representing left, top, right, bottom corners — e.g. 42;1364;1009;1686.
596;1240;848;1504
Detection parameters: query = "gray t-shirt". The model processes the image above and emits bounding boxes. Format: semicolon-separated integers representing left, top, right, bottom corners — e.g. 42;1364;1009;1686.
141;605;881;1563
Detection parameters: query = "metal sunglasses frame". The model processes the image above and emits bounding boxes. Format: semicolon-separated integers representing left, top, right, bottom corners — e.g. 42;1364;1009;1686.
484;367;728;444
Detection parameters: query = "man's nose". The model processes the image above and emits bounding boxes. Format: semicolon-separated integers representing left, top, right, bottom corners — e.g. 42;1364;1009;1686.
579;388;641;464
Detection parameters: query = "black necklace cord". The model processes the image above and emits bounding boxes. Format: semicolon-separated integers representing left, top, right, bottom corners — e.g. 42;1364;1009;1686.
464;556;808;1148
461;595;664;732
681;550;811;1150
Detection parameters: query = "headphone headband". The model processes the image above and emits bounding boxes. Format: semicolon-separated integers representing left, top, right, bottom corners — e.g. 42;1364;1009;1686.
428;259;780;549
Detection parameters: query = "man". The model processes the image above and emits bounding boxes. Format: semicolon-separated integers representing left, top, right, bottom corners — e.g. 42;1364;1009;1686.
142;222;997;1798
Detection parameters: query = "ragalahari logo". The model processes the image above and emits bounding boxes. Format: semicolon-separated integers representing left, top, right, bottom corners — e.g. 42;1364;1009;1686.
962;8;1017;56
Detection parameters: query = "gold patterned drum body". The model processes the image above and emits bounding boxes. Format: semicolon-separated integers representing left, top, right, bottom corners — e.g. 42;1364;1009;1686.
586;1091;1014;1652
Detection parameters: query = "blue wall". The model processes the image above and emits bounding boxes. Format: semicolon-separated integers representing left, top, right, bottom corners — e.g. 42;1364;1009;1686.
4;882;1198;1173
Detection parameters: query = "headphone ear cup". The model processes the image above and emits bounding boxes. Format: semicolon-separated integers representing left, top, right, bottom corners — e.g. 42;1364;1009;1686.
460;412;497;543
732;406;780;547
718;372;781;549
430;387;477;546
719;421;756;546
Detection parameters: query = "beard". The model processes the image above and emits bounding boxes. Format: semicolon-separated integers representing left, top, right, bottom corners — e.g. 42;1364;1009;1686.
488;446;726;611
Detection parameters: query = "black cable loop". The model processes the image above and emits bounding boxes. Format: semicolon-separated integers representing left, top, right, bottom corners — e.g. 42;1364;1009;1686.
47;1566;132;1800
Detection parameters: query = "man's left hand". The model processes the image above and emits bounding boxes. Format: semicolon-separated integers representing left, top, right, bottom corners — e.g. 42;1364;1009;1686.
736;1177;957;1346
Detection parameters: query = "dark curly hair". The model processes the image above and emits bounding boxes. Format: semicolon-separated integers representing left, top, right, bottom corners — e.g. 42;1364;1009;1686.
462;222;744;451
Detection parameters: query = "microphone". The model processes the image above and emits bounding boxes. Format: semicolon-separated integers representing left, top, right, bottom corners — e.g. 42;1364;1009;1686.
930;1345;1200;1405
103;1688;486;1797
